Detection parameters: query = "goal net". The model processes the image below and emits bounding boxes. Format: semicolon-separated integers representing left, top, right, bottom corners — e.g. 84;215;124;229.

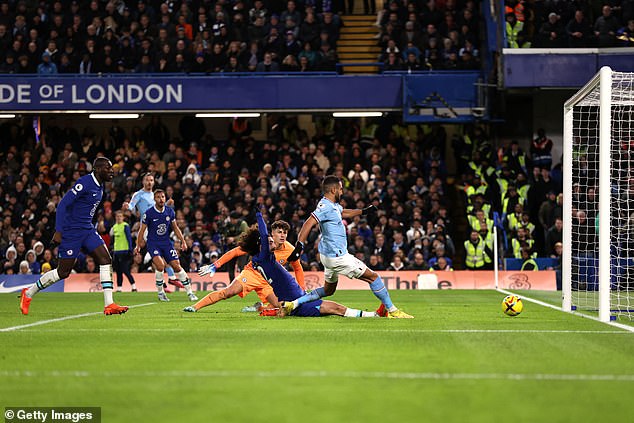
563;67;634;322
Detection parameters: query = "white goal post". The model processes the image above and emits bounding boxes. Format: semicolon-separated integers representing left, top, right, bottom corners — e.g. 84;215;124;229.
563;66;634;322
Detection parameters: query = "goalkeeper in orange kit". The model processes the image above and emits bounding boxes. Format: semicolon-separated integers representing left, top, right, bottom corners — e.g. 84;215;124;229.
183;219;304;312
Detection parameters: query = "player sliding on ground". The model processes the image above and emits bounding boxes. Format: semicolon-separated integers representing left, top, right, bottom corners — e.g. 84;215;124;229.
20;157;128;316
235;209;379;318
283;175;413;319
184;219;304;313
135;189;197;302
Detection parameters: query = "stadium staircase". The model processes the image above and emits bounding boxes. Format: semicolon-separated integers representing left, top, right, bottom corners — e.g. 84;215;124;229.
338;15;381;74
447;177;468;269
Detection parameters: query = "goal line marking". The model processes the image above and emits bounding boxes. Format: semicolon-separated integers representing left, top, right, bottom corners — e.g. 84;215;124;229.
497;288;634;333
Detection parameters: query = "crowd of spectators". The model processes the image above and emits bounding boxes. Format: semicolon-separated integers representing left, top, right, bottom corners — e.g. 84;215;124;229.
0;108;571;276
0;115;460;276
0;0;344;75
378;0;482;72
455;126;564;271
505;0;634;48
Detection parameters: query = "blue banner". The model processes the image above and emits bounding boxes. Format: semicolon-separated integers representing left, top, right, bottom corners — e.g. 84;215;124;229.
0;275;64;293
503;49;634;88
0;75;403;112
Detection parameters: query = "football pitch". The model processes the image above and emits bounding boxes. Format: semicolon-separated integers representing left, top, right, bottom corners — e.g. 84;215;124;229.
1;290;634;423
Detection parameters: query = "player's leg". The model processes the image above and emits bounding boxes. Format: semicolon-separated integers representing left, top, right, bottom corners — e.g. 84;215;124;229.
165;263;180;285
168;255;197;301
90;241;129;315
152;252;169;301
165;259;184;288
21;257;76;315
358;267;413;319
281;256;340;314
113;254;123;292
184;278;244;312
319;300;378;317
244;284;279;313
121;254;137;291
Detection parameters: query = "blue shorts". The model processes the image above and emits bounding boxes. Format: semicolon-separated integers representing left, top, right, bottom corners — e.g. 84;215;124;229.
291;300;323;317
148;242;179;263
58;229;105;259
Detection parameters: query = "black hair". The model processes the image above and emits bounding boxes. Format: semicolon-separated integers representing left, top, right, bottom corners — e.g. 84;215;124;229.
93;157;111;169
238;225;261;256
322;175;340;193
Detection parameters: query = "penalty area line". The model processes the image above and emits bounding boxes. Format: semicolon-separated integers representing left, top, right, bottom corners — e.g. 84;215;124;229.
0;303;156;333
497;288;634;333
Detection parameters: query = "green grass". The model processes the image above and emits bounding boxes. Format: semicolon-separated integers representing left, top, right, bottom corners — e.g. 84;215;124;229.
2;290;634;423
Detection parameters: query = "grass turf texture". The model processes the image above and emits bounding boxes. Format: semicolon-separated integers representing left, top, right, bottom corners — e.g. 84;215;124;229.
1;290;634;423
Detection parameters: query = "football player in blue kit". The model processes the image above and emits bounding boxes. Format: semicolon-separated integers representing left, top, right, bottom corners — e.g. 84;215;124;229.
135;189;198;302
239;209;378;318
20;157;129;316
122;172;184;291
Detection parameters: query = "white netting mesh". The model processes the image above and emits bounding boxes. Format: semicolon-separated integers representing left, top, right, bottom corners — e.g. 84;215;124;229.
569;71;634;321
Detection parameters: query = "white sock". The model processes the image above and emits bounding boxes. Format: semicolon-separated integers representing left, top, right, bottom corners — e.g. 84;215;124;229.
362;311;378;317
103;288;114;306
176;269;193;294
130;283;137;291
26;269;60;297
100;265;114;306
344;308;363;318
116;288;122;293
388;306;398;312
155;270;165;293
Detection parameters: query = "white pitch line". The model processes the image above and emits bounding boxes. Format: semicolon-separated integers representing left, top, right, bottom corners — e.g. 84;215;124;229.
497;288;634;333
1;369;634;382
0;303;156;333
14;328;631;334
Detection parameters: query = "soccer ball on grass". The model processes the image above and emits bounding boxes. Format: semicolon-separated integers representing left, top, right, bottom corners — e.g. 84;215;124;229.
502;295;523;316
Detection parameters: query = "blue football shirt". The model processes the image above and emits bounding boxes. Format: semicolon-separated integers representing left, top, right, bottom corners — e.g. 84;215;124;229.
312;197;348;258
142;206;175;244
128;189;155;215
55;173;104;232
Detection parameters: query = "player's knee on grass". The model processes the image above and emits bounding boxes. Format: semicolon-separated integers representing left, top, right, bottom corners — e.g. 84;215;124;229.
319;300;346;316
226;280;245;298
266;293;279;308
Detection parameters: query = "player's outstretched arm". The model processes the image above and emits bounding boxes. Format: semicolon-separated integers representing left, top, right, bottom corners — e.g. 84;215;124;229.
288;214;317;262
342;205;376;219
255;211;271;257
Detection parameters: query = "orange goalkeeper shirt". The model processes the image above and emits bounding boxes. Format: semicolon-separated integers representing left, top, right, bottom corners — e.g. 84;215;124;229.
213;241;305;289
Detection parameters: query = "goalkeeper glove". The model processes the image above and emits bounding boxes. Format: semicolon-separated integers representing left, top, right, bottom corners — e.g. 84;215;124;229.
287;241;304;262
198;263;217;277
361;205;377;216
